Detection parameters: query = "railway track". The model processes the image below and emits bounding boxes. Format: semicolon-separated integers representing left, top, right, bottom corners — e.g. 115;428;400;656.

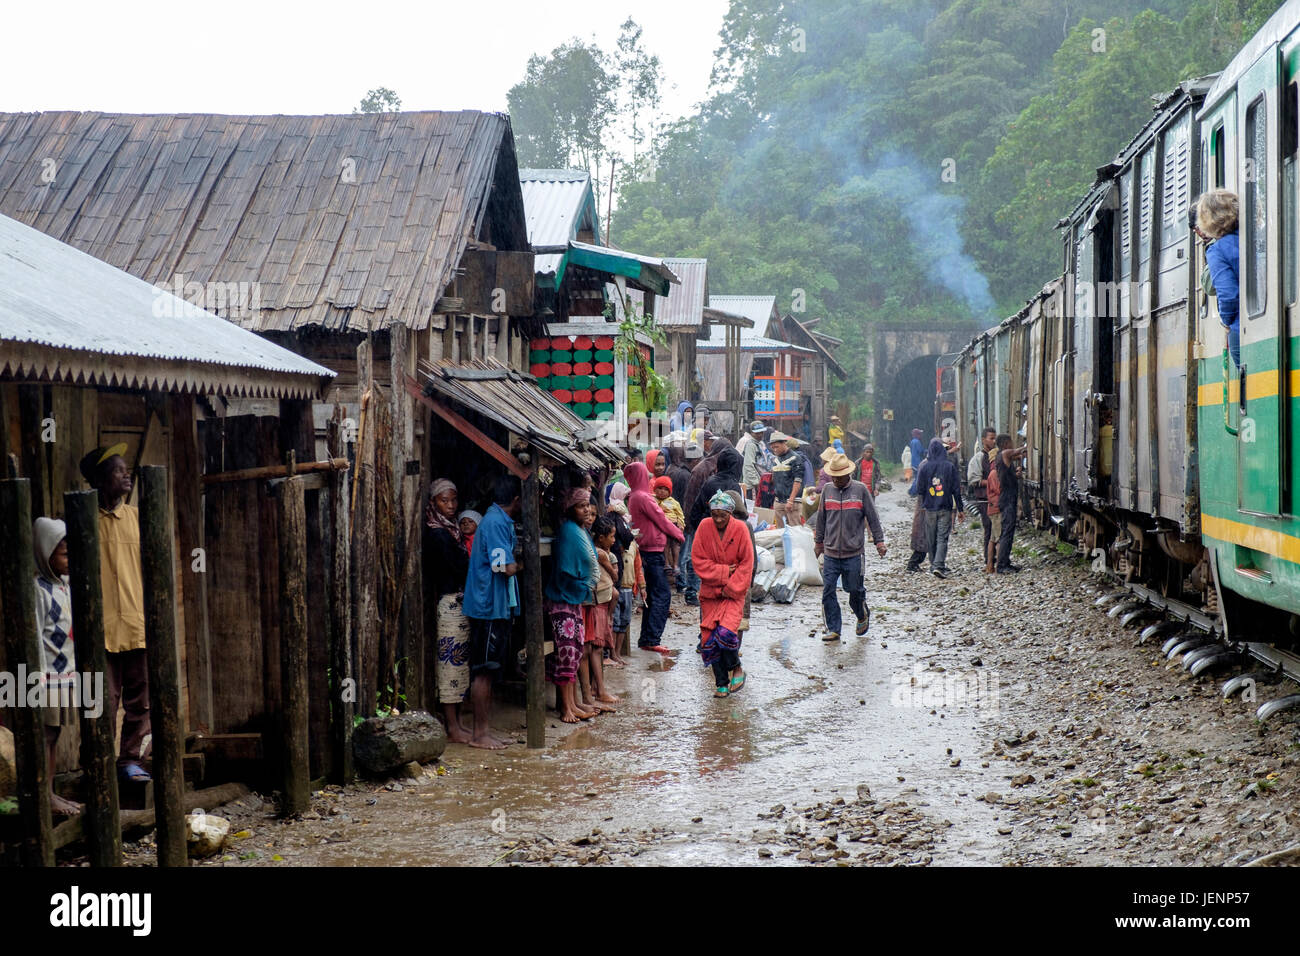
1095;581;1300;723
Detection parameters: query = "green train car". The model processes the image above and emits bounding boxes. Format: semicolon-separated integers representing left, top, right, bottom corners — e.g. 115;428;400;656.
951;0;1300;717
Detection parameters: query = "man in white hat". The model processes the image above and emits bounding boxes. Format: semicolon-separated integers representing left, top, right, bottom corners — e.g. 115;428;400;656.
734;420;770;496
827;414;844;445
767;431;803;528
814;453;886;641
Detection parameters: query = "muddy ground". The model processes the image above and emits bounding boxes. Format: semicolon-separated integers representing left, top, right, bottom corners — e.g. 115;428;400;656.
110;485;1300;867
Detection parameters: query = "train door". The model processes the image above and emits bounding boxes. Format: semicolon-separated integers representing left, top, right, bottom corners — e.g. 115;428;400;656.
1283;39;1300;514
1237;48;1282;516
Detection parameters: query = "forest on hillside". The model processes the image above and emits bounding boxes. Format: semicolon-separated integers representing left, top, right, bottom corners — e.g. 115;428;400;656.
507;0;1282;417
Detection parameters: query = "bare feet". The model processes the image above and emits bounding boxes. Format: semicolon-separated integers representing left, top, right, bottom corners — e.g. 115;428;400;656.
468;733;508;750
561;710;583;723
596;693;620;704
50;794;82;816
445;724;473;744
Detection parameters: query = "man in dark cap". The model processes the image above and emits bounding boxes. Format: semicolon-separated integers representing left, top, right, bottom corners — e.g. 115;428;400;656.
79;444;151;783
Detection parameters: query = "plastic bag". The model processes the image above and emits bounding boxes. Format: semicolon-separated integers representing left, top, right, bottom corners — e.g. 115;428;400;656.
782;525;822;586
755;546;776;573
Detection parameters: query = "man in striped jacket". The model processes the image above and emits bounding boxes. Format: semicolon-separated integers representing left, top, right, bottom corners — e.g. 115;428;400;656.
813;453;887;642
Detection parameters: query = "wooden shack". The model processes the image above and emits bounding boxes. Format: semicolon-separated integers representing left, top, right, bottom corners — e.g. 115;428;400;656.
0;211;333;790
0;110;540;739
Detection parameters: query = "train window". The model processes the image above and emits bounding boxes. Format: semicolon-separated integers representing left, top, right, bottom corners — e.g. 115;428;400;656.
1284;82;1297;306
1119;170;1132;284
1212;124;1225;188
1162;115;1191;244
1245;96;1267;317
1139;149;1154;278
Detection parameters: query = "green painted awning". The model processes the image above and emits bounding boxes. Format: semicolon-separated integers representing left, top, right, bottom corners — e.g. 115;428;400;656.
557;240;679;297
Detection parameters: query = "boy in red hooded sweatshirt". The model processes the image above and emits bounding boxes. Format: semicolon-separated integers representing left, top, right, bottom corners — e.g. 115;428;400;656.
623;461;684;654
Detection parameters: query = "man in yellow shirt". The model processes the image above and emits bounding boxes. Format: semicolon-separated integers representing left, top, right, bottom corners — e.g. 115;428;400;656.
79;444;151;783
827;415;845;445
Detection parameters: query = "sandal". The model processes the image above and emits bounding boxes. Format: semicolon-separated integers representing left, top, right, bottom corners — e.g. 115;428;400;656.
713;686;730;698
120;762;151;783
729;672;746;693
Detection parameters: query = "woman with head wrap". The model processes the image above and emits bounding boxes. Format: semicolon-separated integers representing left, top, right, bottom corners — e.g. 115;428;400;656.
33;517;81;815
679;436;734;606
545;486;601;722
692;490;754;697
424;479;473;743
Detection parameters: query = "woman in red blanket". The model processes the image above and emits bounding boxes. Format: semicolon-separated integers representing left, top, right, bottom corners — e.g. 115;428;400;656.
691;489;755;697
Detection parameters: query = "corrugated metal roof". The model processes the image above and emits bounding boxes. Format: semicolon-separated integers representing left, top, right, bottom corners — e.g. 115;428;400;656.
519;169;598;281
0;110;528;334
656;258;708;328
708;294;778;334
781;313;847;378
418;358;624;469
697;327;813;352
0;213;333;398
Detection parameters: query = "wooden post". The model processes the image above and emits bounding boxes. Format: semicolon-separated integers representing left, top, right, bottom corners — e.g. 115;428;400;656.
352;339;378;718
0;478;54;865
138;466;186;867
522;470;546;749
171;394;212;735
65;490;123;866
278;476;310;814
327;409;354;783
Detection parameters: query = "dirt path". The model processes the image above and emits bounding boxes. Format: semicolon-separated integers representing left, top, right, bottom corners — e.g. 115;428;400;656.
118;486;1300;867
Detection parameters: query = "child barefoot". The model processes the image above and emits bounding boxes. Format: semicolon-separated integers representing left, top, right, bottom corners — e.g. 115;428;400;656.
583;517;621;709
607;501;635;665
33;518;82;817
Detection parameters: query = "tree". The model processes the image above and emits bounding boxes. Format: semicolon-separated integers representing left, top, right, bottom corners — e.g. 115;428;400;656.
354;87;402;114
613;18;665;179
507;39;618;172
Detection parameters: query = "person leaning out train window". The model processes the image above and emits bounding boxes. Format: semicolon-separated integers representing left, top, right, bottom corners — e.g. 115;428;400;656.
1195;189;1240;367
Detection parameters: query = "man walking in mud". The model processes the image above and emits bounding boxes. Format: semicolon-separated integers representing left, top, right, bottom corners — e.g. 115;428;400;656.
813;453;886;642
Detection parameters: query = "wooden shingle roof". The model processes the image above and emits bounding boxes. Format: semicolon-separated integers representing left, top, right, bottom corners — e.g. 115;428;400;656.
0;110;528;333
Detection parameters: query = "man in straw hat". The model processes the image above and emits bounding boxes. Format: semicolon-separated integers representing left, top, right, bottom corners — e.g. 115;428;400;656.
813;452;886;642
79;443;152;783
827;414;844;445
767;431;804;528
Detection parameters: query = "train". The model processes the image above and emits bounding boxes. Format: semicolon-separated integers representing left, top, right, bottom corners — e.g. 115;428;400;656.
944;0;1300;718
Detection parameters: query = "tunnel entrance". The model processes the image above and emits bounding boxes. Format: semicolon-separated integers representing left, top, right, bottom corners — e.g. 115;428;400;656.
871;322;981;462
881;353;942;461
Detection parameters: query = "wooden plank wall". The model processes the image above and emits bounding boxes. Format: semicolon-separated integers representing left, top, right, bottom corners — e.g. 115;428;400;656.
202;414;272;735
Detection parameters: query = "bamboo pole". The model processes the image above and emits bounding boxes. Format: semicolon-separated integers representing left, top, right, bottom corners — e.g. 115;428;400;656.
522;471;546;748
64;490;122;867
0;478;54;865
201;458;348;485
278;475;310;814
138;466;186;867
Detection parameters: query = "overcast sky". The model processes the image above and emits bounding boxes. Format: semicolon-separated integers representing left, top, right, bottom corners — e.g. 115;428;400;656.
3;0;730;121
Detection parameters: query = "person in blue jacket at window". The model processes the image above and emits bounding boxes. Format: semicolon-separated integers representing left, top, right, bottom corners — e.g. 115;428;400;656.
1196;189;1240;367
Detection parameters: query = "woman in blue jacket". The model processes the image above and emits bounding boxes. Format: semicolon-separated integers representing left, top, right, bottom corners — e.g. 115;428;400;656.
1196;190;1240;367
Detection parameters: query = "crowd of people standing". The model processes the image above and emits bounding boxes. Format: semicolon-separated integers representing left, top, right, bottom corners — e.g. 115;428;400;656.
423;407;1030;736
